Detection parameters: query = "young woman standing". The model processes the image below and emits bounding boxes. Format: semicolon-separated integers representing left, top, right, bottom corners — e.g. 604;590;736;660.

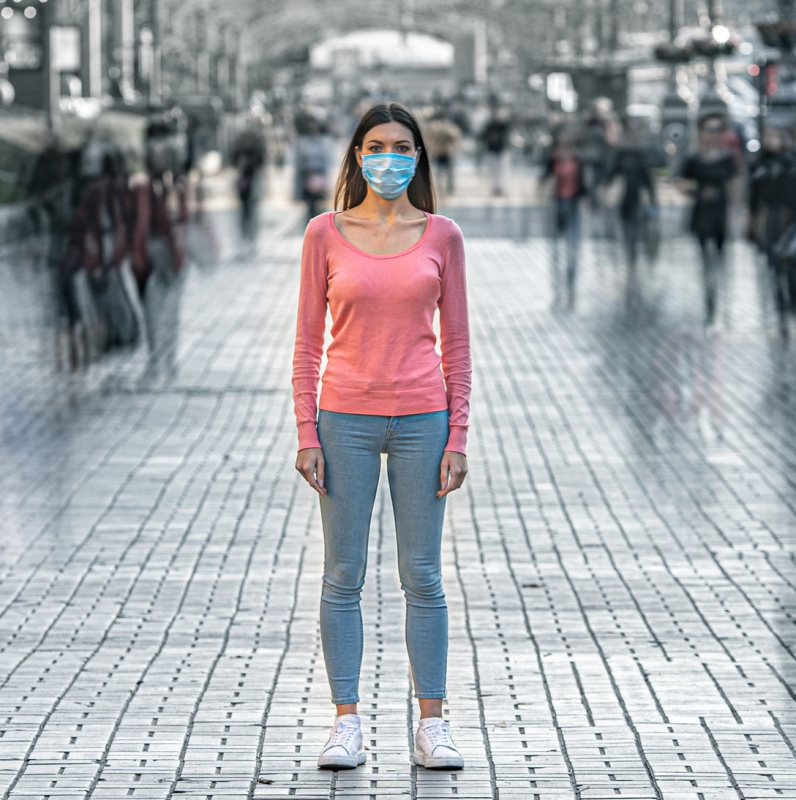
292;103;471;771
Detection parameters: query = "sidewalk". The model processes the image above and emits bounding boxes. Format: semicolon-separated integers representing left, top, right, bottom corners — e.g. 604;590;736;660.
0;186;794;800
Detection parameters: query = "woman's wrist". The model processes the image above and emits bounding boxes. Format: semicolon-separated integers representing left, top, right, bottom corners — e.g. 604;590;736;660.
444;426;468;456
297;420;321;451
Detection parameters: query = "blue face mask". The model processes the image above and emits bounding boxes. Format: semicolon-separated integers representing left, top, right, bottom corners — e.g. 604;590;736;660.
360;152;417;200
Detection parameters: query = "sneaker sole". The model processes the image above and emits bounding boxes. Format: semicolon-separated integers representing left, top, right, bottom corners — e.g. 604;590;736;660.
412;751;464;770
317;750;366;770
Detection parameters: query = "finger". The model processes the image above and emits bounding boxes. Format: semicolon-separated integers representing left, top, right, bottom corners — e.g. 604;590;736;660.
306;455;326;496
303;469;325;496
298;461;321;493
440;465;468;497
438;479;457;497
437;460;450;498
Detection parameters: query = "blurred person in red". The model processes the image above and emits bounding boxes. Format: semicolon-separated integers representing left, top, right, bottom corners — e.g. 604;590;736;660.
542;131;586;310
60;149;130;368
131;121;188;379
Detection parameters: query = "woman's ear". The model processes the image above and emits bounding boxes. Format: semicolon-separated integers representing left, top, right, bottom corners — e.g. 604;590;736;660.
355;146;362;168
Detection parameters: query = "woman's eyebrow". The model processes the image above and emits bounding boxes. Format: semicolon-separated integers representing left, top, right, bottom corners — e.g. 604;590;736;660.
364;138;412;145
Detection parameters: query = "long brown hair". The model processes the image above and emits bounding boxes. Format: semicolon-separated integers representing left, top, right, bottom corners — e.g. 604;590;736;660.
334;102;436;213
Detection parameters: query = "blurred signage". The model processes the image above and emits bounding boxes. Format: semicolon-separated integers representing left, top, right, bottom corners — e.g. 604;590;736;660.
51;26;81;72
2;7;42;70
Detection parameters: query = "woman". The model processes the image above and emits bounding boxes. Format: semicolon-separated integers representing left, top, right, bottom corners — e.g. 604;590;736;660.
292;103;471;771
678;115;736;326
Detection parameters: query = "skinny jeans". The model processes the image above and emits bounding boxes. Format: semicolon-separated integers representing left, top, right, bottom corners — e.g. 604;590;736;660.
316;409;449;704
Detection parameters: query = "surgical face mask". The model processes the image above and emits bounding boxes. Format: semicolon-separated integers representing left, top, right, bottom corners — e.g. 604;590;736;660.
360;152;417;200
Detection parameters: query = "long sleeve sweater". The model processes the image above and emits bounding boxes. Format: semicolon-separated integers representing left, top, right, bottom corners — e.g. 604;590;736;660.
292;211;472;454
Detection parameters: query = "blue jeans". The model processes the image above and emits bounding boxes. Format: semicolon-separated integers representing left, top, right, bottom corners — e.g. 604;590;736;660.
316;409;450;704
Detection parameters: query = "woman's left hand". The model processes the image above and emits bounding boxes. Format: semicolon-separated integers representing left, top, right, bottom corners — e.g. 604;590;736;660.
438;451;468;498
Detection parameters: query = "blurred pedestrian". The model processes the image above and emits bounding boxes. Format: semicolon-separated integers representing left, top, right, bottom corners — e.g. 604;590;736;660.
23;137;83;368
470;101;490;169
23;135;79;270
749;126;796;338
131;122;188;378
292;102;471;772
678;114;737;328
232;124;266;241
583;98;620;209
480;107;511;196
60;149;131;367
720;120;747;180
609;125;658;307
542;133;585;310
295;115;330;223
425;111;461;196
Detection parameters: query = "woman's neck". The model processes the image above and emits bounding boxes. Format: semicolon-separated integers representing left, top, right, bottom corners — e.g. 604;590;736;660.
353;190;422;221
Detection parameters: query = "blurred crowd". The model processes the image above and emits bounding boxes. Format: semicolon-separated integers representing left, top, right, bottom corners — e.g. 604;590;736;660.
537;100;796;336
11;88;796;379
23;114;210;374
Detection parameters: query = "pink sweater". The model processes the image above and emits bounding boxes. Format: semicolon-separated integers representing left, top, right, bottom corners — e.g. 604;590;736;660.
292;211;471;454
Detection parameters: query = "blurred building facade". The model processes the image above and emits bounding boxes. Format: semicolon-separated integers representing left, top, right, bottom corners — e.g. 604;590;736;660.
0;0;247;116
0;0;785;121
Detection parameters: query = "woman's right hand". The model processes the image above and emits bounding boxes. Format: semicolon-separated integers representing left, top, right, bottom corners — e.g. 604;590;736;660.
295;447;327;495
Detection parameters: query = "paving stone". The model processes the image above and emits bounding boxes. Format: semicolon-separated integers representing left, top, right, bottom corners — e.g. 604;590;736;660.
0;200;795;799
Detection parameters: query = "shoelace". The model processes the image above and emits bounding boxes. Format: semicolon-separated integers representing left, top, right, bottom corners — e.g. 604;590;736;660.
325;722;358;751
422;722;455;751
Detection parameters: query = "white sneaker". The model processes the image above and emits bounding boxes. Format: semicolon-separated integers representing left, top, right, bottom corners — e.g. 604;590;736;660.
317;714;366;769
412;718;464;769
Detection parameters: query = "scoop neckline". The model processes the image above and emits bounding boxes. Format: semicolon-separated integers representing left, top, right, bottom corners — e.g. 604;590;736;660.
329;211;433;259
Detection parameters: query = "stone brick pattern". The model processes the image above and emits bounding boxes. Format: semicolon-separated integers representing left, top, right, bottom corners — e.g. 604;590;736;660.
0;209;793;799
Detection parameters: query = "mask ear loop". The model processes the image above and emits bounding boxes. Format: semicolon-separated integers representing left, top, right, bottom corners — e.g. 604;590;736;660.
411;149;420;177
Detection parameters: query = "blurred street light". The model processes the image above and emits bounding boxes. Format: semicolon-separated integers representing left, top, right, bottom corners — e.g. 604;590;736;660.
711;25;730;44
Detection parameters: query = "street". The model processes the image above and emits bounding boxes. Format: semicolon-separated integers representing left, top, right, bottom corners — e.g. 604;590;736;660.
0;183;795;799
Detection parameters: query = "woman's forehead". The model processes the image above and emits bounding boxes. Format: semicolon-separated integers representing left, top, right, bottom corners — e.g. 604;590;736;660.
362;121;415;143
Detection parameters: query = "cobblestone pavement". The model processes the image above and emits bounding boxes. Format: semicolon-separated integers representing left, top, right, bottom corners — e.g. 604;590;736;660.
0;202;795;800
